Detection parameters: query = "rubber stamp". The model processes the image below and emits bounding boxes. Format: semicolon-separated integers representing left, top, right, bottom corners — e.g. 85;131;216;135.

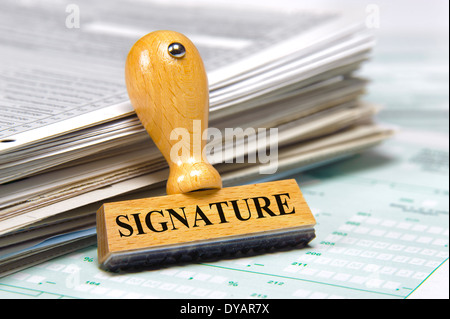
96;30;316;271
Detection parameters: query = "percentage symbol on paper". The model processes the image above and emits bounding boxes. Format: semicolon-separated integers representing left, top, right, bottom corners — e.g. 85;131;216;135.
228;281;239;287
84;257;94;262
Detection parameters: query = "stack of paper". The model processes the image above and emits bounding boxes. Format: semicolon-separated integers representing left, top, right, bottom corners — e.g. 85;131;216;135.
0;0;393;276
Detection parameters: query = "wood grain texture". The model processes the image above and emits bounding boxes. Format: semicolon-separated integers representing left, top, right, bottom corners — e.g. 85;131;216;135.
97;179;316;265
125;30;222;194
98;31;316;270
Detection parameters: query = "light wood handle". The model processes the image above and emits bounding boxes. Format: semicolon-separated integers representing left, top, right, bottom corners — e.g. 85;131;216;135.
125;30;222;194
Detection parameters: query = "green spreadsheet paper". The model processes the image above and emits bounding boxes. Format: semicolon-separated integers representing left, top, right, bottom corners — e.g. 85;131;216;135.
0;131;448;299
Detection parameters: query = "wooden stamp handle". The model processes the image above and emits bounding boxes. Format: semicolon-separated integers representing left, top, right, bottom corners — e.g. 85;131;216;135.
125;30;222;194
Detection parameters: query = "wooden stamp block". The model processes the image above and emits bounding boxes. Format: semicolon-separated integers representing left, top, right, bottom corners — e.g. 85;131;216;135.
97;179;315;270
96;30;316;271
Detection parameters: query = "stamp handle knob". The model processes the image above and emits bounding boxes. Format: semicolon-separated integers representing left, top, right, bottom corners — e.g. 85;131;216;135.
125;30;222;194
